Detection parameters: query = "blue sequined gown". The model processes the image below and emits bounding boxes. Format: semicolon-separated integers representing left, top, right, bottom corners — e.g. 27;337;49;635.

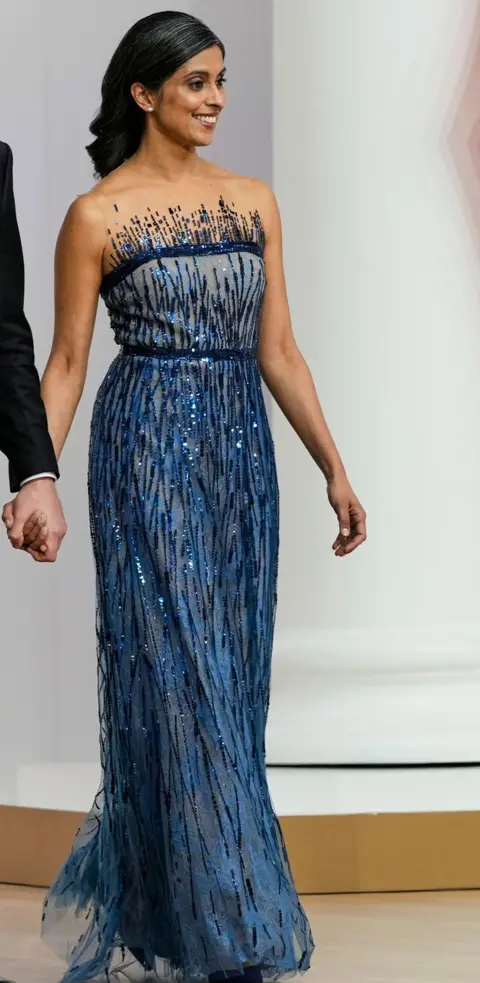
42;199;314;982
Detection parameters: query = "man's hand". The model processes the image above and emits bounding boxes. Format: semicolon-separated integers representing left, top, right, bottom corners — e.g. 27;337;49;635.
2;478;66;562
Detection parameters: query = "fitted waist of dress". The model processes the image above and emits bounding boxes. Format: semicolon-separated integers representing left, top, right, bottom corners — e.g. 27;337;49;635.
121;344;257;361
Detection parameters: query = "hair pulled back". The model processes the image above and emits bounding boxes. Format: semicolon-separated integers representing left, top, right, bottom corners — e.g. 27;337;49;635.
87;11;225;178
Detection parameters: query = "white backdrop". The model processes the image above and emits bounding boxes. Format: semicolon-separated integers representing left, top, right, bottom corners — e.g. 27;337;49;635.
0;0;272;805
268;0;480;763
2;0;480;811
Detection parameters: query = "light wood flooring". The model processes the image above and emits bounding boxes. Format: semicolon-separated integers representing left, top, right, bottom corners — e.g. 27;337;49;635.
0;885;478;982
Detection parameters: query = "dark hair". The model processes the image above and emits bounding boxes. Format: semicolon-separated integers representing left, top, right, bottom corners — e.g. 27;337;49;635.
87;11;225;178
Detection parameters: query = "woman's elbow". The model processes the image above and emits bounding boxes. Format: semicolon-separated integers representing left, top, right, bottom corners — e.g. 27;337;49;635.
45;346;86;378
257;338;300;375
42;348;88;399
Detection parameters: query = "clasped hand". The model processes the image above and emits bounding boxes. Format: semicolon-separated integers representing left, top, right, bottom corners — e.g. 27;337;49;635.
2;478;66;562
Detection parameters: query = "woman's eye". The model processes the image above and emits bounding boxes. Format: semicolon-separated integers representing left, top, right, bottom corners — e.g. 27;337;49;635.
188;77;226;91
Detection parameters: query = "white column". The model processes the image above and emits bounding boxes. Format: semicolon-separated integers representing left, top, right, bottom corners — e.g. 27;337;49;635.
267;0;480;763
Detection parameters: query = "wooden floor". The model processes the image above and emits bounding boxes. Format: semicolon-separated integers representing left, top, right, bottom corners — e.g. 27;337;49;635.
0;885;479;982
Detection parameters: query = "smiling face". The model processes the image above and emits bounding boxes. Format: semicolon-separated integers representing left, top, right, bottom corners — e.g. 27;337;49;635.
132;45;226;149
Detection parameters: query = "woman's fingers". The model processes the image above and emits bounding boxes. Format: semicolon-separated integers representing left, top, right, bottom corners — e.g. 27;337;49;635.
22;511;48;553
343;504;367;554
332;503;350;554
25;545;50;562
332;501;367;556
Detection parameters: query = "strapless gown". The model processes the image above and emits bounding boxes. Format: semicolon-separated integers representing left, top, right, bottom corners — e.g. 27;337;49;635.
42;199;315;982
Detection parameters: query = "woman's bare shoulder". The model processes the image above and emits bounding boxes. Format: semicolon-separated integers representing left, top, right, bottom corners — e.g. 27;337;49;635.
57;187;110;255
61;164;137;239
200;161;271;200
206;163;268;194
79;167;130;211
219;170;276;215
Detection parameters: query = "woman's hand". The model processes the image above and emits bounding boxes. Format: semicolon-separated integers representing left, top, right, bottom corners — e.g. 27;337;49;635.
2;479;66;562
2;500;48;554
327;471;367;557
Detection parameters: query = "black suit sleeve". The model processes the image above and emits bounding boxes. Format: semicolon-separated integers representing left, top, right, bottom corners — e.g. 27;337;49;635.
0;142;59;492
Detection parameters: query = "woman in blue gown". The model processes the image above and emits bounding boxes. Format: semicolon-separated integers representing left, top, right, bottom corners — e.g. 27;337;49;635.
40;11;366;982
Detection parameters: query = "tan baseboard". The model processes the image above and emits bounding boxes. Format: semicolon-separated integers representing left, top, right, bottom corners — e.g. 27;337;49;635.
0;805;84;889
1;805;479;894
281;812;480;893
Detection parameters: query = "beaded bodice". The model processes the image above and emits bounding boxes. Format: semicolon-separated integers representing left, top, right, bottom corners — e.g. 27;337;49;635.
100;198;266;354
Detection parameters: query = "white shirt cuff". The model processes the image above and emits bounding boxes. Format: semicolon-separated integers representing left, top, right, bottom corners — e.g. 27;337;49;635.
20;473;57;487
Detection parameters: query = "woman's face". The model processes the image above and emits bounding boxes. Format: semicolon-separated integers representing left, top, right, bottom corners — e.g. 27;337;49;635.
133;45;226;148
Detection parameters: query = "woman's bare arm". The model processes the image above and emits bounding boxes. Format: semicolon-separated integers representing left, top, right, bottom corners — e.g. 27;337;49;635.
41;194;105;458
256;183;366;555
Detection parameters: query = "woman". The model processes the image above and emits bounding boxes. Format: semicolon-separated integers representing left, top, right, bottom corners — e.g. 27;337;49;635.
41;11;366;983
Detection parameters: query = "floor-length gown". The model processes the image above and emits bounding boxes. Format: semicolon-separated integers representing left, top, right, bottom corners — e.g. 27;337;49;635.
42;198;315;982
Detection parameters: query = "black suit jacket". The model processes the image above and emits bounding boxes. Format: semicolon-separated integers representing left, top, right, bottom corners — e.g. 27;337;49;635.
0;142;58;492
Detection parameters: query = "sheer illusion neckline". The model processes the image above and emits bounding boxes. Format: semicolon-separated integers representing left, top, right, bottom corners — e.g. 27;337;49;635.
103;195;265;281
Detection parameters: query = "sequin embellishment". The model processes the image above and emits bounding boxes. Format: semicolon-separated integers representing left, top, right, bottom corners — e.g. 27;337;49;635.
41;199;315;982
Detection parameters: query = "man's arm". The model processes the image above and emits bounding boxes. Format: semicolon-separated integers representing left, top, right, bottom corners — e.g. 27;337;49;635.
0;142;59;490
0;143;65;561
